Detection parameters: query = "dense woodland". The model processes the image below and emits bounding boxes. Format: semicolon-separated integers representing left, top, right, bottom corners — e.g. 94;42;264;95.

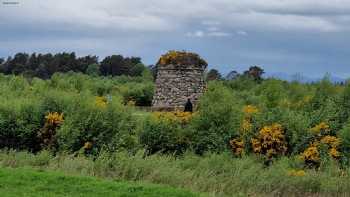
0;52;265;82
0;52;147;78
1;51;350;196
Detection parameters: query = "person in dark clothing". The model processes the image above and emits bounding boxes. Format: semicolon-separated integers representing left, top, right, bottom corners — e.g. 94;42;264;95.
184;98;193;112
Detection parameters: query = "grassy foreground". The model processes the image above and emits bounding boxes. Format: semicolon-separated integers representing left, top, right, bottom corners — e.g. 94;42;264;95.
0;167;202;197
1;150;350;197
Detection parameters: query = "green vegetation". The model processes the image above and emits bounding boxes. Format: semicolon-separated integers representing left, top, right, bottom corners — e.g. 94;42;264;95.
157;50;207;67
1;150;350;197
0;167;201;197
1;61;350;196
0;72;153;153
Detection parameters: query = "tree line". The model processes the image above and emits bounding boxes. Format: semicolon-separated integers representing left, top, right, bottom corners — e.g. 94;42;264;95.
0;52;147;79
206;66;265;82
0;52;265;82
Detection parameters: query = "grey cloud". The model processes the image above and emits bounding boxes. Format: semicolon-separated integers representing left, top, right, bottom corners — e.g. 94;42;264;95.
2;0;350;33
1;0;350;78
186;30;231;38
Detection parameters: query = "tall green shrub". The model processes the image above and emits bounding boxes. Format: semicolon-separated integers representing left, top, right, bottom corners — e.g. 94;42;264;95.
56;97;137;154
0;99;44;152
139;114;191;155
190;82;242;154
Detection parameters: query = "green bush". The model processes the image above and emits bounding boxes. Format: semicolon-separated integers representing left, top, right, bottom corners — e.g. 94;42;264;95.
86;63;101;76
190;82;242;154
40;89;80;114
0;73;154;153
253;108;311;154
338;120;350;164
56;97;137;154
0;98;44;152
115;82;154;106
255;79;288;108
140;115;191;155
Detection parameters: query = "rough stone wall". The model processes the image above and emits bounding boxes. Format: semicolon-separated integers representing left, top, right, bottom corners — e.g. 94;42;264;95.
152;64;206;110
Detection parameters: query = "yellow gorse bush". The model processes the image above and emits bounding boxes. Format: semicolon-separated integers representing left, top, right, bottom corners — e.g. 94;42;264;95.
240;105;259;134
321;135;341;158
288;96;313;109
304;123;341;164
157;50;207;67
300;144;320;163
287;169;306;177
243;105;259;115
158;50;179;65
321;135;341;148
279;95;312;109
173;111;193;123
251;138;261;153
229;138;244;156
241;119;252;133
45;112;64;125
251;123;288;158
152;111;193;124
302;95;312;104
310;122;330;134
301;134;342;165
329;147;341;158
39;112;64;149
95;96;107;108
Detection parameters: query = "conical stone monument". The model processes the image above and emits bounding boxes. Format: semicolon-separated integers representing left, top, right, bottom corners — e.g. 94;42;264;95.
152;51;207;111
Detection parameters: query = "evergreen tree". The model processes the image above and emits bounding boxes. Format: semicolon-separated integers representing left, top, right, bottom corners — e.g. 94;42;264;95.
206;69;222;81
244;66;264;82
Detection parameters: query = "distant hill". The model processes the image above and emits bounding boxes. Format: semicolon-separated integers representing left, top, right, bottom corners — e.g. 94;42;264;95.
263;72;347;83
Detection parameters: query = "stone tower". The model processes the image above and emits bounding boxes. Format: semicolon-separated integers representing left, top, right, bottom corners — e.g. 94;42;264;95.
152;51;207;110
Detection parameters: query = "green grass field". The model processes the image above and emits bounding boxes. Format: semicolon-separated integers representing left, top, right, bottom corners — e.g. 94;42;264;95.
0;167;202;197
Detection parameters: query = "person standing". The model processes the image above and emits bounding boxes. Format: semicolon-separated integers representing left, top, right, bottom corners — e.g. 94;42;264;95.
184;98;193;112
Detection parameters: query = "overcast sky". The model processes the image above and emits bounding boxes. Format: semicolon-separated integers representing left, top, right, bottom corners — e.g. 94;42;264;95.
0;0;349;77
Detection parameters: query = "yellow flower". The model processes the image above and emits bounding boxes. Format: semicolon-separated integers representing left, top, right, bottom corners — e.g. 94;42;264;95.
251;123;287;158
301;136;342;165
174;111;193;123
240;119;252;133
310;122;330;134
240;105;258;134
243;105;259;115
287;170;306;177
303;95;312;104
83;142;93;150
152;110;193;124
301;145;320;163
127;100;136;106
157;50;207;66
45;112;64;125
251;138;261;153
152;112;176;122
321;135;341;148
329;147;341;158
95;96;107;108
230;138;244;156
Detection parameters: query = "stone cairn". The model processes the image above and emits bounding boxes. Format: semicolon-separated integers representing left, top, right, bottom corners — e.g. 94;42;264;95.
152;51;207;111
